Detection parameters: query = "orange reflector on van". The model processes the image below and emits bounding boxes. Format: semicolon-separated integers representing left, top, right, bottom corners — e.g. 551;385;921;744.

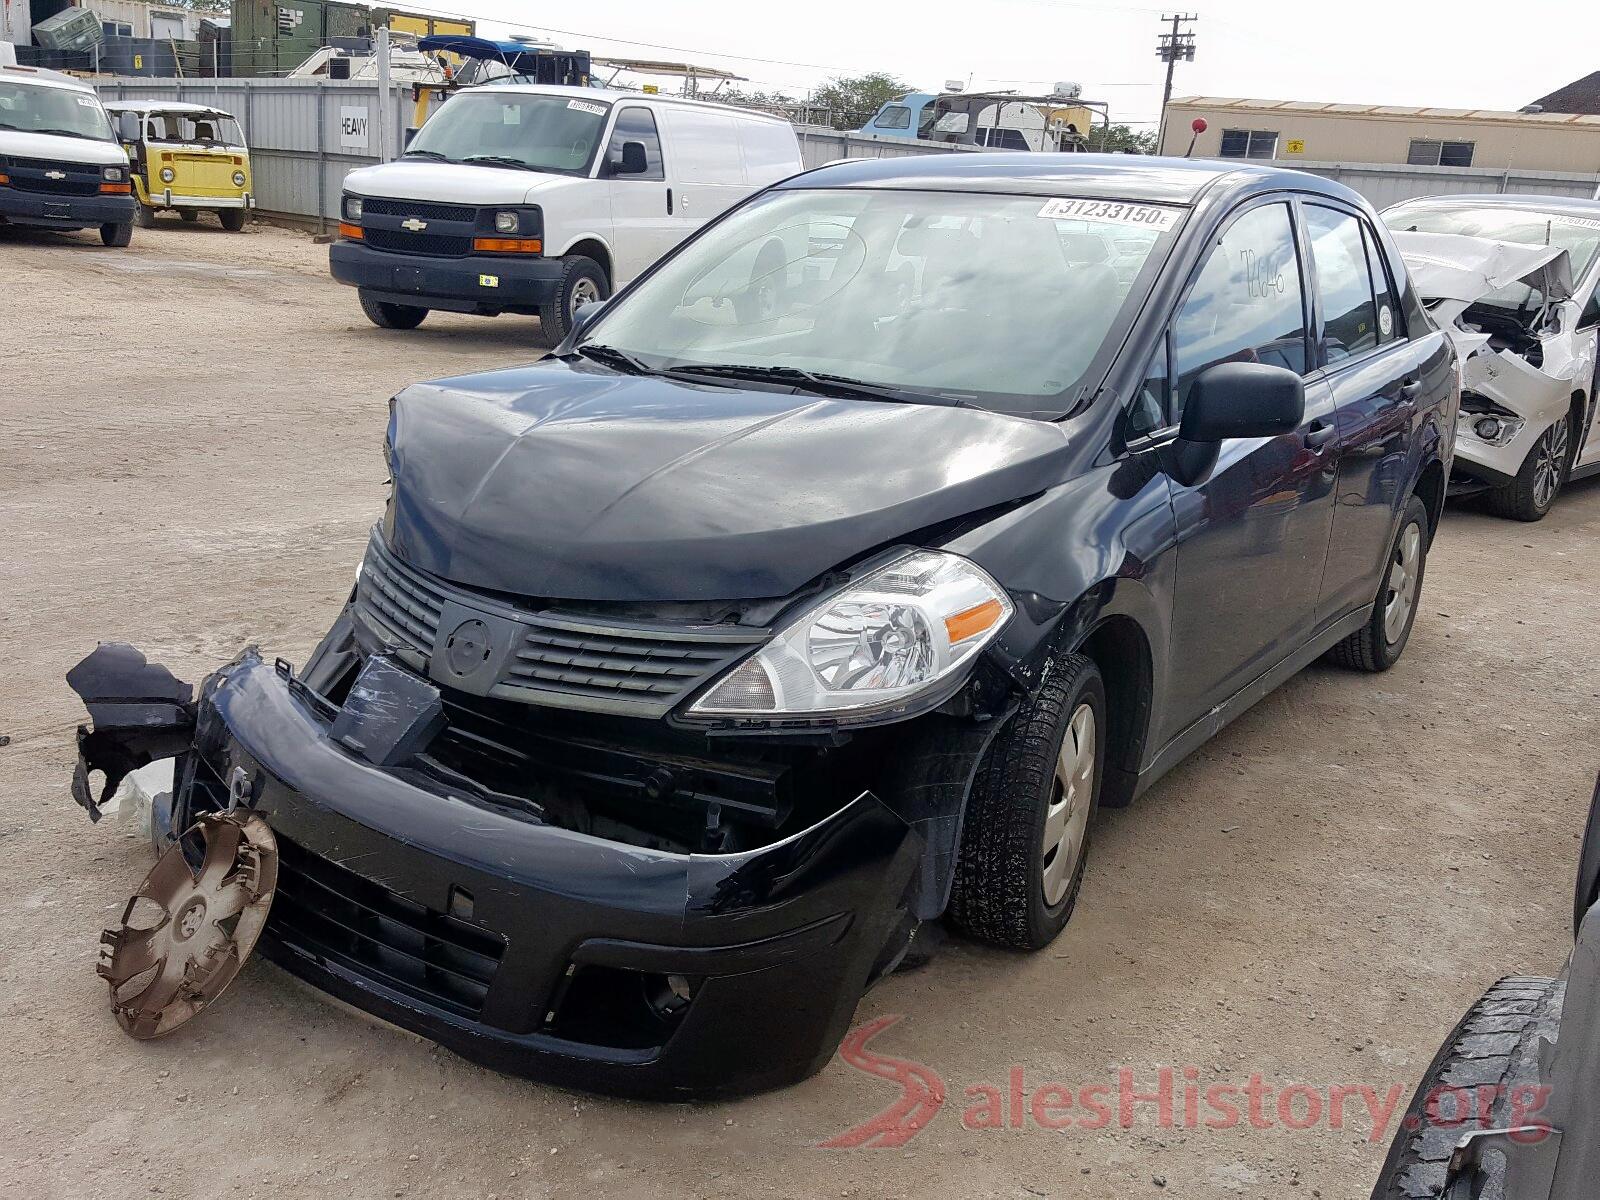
339;222;364;240
945;599;1004;644
99;181;131;194
472;237;542;254
0;173;9;185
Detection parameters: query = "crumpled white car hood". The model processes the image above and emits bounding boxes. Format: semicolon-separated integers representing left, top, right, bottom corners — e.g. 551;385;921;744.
1393;230;1585;409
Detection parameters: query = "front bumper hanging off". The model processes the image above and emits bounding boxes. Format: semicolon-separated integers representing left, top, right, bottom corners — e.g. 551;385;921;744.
69;644;923;1099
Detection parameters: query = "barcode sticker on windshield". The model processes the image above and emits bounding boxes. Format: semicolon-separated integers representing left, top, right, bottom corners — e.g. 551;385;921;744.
567;100;606;116
1038;198;1182;231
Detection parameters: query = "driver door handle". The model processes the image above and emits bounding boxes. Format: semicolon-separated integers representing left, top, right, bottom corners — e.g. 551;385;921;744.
1306;419;1337;449
1400;378;1424;398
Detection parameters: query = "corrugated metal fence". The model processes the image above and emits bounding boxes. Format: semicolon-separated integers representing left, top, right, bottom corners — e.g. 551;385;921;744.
93;77;413;223
91;77;1600;224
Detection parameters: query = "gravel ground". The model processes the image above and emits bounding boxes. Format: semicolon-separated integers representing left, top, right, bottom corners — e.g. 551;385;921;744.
1;218;1596;1200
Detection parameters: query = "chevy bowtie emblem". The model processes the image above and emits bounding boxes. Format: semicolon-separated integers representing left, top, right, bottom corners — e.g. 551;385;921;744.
401;217;428;232
44;170;66;180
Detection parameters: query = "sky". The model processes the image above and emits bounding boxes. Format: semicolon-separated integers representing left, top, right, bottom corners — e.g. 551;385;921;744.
430;0;1594;128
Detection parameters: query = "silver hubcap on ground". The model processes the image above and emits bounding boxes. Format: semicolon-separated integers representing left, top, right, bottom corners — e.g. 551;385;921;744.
1383;522;1422;644
1042;703;1095;907
568;277;601;318
1532;419;1569;511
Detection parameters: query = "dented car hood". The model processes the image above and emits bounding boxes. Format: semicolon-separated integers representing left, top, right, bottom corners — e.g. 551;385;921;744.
1392;230;1589;414
385;359;1075;602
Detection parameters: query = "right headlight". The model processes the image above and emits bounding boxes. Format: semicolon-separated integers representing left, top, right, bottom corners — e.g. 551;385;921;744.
689;550;1012;719
344;194;363;221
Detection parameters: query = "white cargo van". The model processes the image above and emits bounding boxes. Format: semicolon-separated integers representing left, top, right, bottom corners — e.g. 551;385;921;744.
330;85;805;342
0;65;137;245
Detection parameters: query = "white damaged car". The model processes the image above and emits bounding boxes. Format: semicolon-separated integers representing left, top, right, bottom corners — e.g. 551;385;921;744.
1383;196;1600;520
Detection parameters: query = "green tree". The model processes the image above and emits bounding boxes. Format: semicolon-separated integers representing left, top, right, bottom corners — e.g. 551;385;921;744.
1091;123;1158;154
809;72;915;131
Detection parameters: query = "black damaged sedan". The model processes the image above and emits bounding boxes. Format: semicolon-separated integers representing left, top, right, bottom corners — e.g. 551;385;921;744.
73;155;1457;1097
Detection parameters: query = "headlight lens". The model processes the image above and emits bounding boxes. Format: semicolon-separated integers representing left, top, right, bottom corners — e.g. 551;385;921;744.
690;550;1012;718
159;167;175;183
101;165;125;183
344;195;363;221
233;170;247;187
494;210;519;233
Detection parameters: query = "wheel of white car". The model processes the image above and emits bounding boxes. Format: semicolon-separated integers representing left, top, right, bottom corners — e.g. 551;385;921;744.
537;256;610;348
1485;411;1576;522
948;650;1106;951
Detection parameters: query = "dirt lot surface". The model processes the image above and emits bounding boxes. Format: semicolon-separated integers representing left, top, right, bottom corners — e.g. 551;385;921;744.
2;218;1597;1200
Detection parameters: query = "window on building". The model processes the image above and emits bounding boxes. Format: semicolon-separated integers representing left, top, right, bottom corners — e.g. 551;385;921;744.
1218;129;1279;159
1407;139;1475;167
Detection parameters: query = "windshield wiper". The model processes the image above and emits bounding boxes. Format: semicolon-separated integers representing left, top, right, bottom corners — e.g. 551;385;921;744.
573;343;654;374
401;148;451;161
462;154;540;172
667;364;977;408
28;127;96;140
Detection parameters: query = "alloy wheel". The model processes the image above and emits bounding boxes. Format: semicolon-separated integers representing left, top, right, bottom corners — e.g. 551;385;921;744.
1532;419;1569;512
1042;703;1096;907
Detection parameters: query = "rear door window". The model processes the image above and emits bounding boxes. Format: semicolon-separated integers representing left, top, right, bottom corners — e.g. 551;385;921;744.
1305;205;1379;362
1171;201;1308;425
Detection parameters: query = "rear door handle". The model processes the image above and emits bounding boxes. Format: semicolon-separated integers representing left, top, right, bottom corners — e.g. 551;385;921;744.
666;187;673;215
1306;419;1337;449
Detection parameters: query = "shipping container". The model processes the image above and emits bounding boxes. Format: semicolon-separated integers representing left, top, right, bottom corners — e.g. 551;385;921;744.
229;0;473;77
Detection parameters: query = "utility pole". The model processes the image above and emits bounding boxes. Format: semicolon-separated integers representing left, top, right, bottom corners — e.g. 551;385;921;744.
1154;13;1196;155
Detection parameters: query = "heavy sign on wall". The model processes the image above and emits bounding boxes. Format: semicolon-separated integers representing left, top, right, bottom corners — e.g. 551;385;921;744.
340;105;370;150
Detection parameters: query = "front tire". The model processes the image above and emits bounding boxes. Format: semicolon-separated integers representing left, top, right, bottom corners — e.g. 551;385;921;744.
100;221;132;247
134;202;157;229
1371;977;1562;1200
358;289;428;330
948;651;1106;950
219;208;247;232
1328;494;1429;673
1485;413;1574;521
536;255;609;347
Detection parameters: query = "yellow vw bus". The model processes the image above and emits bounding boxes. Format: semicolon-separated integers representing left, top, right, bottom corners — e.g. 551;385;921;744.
107;101;254;231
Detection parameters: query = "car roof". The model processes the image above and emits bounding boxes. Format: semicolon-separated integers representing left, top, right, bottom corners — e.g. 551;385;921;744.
1384;192;1600;221
780;152;1359;205
104;100;237;117
467;83;792;125
0;64;96;94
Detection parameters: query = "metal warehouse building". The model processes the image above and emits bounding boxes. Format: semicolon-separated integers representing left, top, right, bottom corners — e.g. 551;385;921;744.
1161;96;1600;176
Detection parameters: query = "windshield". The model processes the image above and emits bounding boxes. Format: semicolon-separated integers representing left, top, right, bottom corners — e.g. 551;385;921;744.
143;112;245;147
582;188;1182;416
0;82;114;141
1384;204;1600;311
405;91;609;174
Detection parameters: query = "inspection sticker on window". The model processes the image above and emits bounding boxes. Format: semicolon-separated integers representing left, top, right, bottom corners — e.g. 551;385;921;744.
1038;198;1182;231
76;96;99;108
567;99;606;116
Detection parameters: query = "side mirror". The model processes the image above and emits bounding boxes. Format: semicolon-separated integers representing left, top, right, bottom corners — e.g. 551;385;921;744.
1164;362;1304;486
1179;362;1305;442
569;300;607;343
614;140;648;175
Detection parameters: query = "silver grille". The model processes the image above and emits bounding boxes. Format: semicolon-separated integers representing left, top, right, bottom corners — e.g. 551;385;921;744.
355;532;767;717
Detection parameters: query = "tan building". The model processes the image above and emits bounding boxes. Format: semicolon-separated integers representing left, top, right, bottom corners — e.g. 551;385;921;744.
1161;96;1600;175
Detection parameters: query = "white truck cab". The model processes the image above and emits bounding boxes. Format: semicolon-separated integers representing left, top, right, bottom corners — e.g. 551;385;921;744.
0;65;137;246
330;85;804;342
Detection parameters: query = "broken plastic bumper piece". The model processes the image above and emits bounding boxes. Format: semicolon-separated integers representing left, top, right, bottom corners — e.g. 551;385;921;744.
73;644;919;1097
